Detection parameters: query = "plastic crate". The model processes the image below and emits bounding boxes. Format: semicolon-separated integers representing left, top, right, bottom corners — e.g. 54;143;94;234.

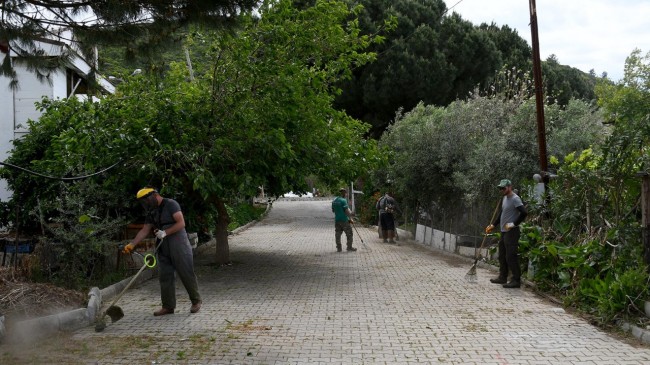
4;243;34;254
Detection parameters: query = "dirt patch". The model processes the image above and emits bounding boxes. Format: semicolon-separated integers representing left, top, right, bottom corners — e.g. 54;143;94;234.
0;267;86;326
226;319;272;332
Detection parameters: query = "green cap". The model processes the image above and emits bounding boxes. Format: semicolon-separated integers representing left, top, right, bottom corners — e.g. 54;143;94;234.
497;179;512;188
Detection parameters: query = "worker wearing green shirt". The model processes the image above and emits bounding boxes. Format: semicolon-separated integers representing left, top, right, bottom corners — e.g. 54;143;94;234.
331;188;357;252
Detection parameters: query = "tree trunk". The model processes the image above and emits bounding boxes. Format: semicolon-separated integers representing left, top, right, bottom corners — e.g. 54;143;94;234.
214;197;231;265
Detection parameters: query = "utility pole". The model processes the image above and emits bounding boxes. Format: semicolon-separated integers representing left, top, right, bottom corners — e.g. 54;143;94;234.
528;0;549;184
638;172;650;268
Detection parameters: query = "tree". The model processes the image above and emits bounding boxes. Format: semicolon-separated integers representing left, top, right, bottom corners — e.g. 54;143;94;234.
594;48;650;222
1;0;382;265
334;0;533;138
542;54;600;105
478;23;531;72
0;0;260;85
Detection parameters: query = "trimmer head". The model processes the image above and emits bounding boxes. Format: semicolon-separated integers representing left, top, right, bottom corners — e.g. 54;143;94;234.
94;319;107;332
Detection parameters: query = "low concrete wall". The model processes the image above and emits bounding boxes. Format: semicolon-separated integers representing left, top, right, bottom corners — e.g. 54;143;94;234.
415;224;493;259
415;224;457;251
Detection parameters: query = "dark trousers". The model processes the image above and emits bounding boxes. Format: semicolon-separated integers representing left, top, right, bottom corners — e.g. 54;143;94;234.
497;227;521;282
158;240;201;309
379;213;395;230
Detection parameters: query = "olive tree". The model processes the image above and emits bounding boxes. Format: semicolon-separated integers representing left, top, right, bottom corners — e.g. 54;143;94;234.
381;69;605;233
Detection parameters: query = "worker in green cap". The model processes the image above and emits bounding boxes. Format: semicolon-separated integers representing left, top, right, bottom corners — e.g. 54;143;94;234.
485;179;527;288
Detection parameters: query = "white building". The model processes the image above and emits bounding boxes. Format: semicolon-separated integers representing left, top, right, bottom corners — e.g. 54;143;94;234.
0;30;115;201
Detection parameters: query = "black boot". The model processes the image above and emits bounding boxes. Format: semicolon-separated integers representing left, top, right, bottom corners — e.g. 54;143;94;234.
490;277;507;284
503;281;521;288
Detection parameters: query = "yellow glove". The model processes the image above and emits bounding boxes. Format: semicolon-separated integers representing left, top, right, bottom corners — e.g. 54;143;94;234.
485;224;494;234
122;243;135;254
505;222;515;231
349;219;354;224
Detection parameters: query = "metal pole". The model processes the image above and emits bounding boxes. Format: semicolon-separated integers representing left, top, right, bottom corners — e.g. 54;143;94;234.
638;172;650;269
184;47;195;81
350;182;355;214
529;0;549;183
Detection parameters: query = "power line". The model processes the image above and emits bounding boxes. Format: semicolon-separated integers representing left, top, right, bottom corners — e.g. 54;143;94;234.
0;160;122;181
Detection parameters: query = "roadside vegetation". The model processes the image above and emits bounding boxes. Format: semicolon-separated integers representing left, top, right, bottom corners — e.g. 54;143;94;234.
1;0;646;329
372;49;650;325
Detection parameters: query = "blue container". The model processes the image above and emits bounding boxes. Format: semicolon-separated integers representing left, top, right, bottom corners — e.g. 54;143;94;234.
4;244;33;254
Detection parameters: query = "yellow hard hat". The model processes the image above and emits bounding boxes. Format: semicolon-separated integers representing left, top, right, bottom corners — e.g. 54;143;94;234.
136;188;156;199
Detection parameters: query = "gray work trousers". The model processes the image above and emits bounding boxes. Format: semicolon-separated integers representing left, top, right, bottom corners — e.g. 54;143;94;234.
157;237;201;309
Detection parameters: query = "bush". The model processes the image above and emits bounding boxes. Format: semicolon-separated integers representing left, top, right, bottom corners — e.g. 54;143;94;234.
33;181;126;290
226;203;266;231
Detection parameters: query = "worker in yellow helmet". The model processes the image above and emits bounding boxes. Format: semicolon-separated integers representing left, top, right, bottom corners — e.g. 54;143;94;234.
123;187;202;315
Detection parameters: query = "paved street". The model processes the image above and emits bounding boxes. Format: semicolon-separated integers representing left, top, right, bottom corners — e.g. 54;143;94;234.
3;199;650;364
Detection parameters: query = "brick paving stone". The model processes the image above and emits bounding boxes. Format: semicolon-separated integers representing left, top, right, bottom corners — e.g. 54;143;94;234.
2;200;650;364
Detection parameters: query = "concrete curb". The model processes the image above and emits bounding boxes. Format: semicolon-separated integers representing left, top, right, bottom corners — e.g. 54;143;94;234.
619;321;650;344
10;266;157;344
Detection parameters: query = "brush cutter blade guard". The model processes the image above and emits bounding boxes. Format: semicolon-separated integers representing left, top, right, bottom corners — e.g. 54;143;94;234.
106;305;125;322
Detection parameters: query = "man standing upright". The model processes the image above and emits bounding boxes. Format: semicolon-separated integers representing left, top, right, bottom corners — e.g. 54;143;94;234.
485;179;528;288
332;188;356;252
377;192;399;243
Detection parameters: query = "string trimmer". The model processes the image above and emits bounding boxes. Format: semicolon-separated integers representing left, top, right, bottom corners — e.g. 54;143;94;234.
465;199;501;282
94;239;161;332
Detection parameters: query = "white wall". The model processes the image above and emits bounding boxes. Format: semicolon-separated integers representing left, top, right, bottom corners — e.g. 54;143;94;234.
0;53;15;202
0;35;114;203
0;54;13;156
0;55;59;201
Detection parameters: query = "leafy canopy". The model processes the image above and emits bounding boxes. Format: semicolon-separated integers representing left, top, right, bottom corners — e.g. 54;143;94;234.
1;0;382;248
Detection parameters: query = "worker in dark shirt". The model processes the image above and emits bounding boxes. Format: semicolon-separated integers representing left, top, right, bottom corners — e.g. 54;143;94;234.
124;188;202;315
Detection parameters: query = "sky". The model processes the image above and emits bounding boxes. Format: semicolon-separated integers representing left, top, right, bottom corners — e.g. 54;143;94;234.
444;0;650;81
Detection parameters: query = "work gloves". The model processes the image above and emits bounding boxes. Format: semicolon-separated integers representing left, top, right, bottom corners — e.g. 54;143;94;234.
485;223;516;234
155;229;167;240
122;243;135;254
349;219;354;224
